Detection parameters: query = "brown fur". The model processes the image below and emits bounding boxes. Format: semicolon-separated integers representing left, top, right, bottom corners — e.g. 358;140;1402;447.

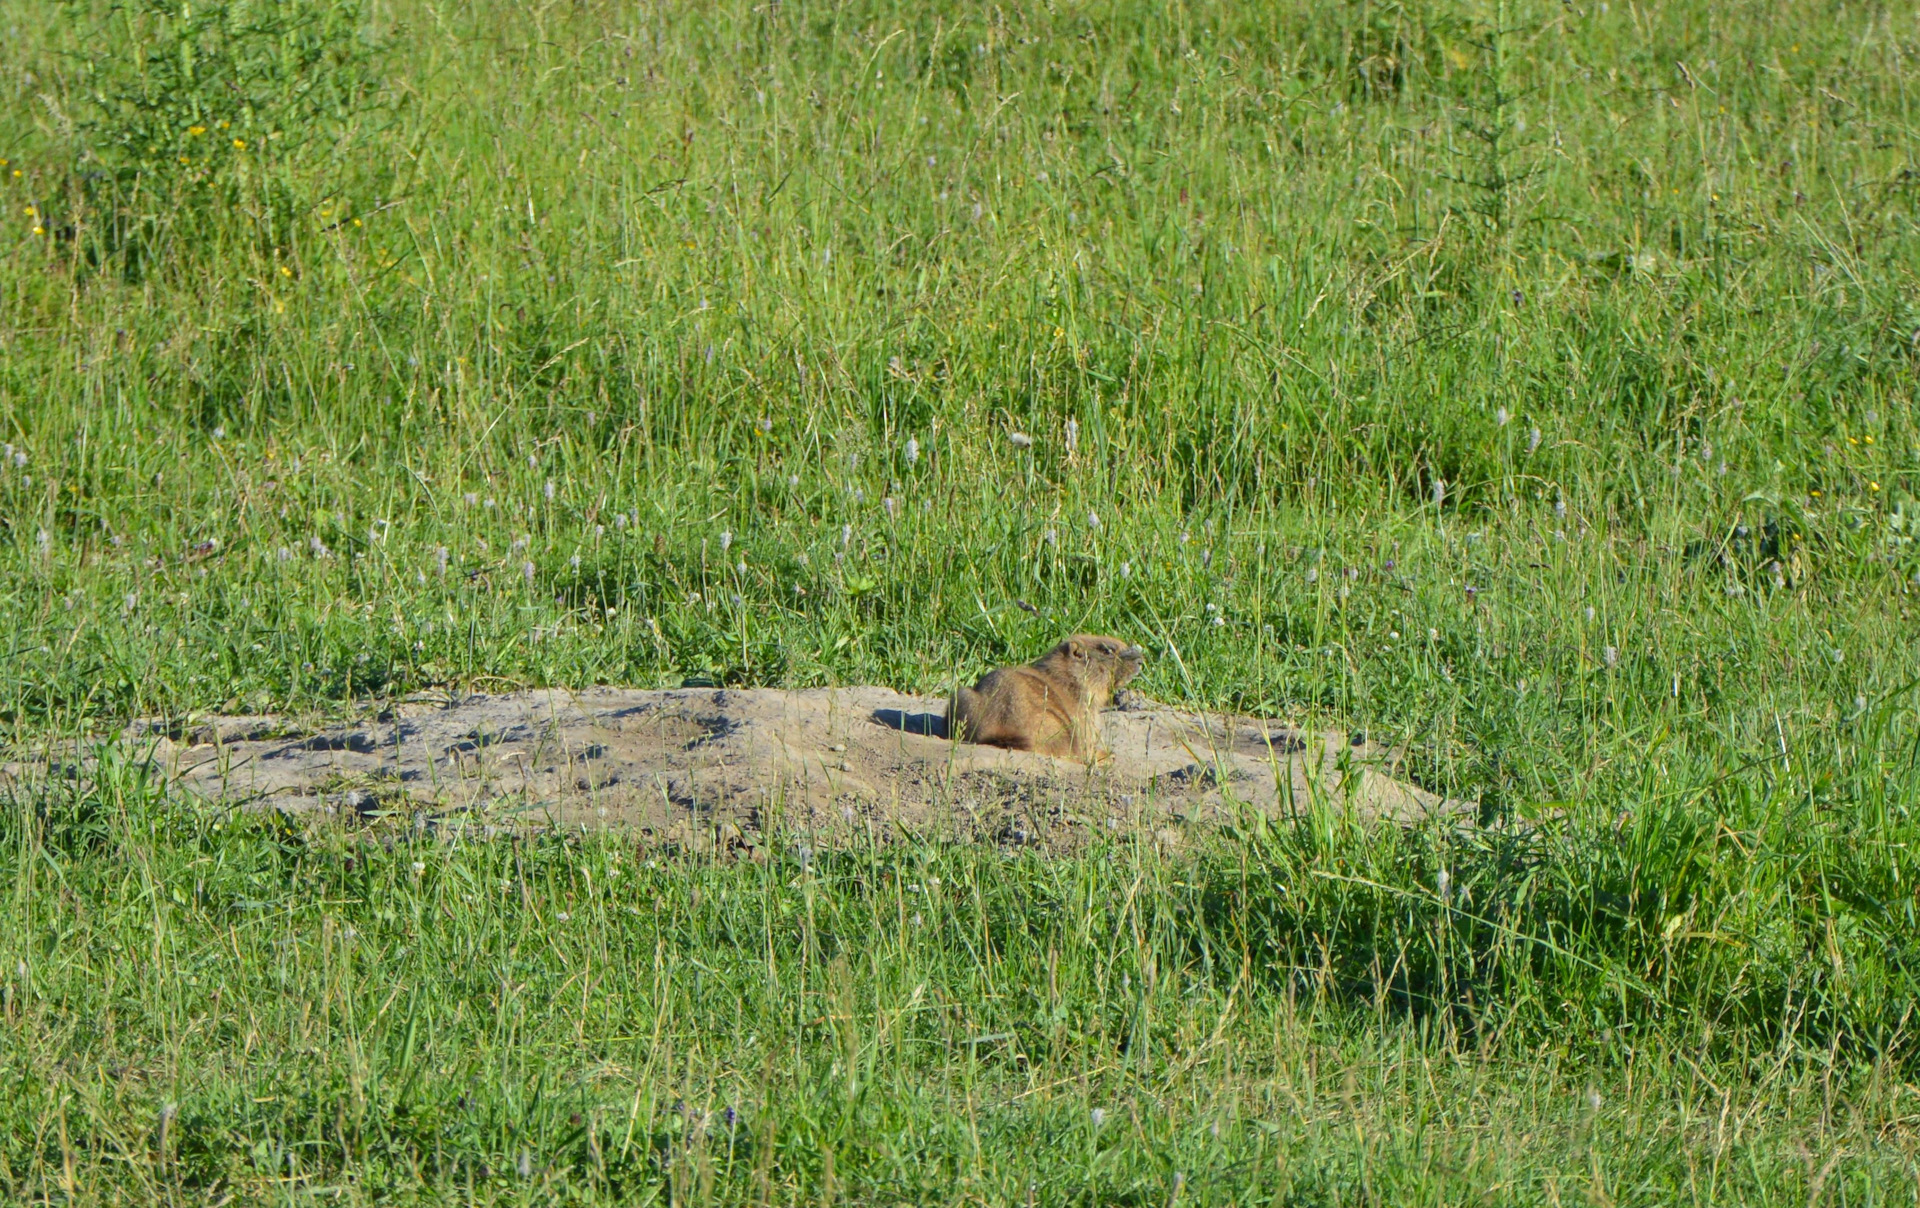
948;635;1145;760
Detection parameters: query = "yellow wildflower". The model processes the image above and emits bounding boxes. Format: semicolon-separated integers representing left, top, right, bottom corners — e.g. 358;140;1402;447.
232;138;246;149
188;125;206;136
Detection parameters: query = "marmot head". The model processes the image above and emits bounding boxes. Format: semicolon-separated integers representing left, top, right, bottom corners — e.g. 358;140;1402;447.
1045;634;1146;701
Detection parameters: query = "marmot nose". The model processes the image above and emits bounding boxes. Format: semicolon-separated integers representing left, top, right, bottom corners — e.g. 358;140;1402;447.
1120;645;1145;661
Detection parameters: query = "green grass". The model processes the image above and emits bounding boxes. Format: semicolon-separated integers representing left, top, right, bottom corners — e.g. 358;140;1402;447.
3;0;1920;1200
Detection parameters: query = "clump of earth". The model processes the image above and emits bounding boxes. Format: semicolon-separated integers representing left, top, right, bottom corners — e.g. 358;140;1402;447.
79;687;1463;850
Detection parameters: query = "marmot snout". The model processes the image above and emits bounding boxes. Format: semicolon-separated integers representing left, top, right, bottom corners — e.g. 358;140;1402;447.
947;634;1145;760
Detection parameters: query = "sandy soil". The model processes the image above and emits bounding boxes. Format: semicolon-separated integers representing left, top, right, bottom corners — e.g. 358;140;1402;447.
76;687;1464;849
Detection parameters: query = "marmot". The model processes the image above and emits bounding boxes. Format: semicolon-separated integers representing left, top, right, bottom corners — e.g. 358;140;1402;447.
948;635;1145;760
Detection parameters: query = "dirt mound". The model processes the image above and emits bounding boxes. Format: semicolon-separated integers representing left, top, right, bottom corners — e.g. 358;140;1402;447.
91;687;1463;849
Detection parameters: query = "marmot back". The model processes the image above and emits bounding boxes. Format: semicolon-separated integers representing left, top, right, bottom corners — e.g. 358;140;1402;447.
947;634;1145;760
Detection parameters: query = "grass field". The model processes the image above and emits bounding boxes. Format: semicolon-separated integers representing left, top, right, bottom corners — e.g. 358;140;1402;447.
4;0;1920;1200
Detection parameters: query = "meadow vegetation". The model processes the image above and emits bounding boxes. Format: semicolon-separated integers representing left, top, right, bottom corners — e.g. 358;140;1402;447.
2;0;1919;1200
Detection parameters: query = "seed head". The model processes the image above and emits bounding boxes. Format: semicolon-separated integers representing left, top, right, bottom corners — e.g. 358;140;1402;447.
719;530;732;553
544;479;555;502
1009;431;1032;448
1064;418;1079;455
905;437;919;465
522;561;536;584
1604;645;1619;667
1527;427;1542;455
1495;407;1510;427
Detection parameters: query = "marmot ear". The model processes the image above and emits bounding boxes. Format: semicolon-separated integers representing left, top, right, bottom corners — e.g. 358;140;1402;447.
1067;638;1087;659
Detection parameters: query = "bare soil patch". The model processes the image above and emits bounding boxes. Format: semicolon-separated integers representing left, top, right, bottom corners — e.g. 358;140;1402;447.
67;687;1464;849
